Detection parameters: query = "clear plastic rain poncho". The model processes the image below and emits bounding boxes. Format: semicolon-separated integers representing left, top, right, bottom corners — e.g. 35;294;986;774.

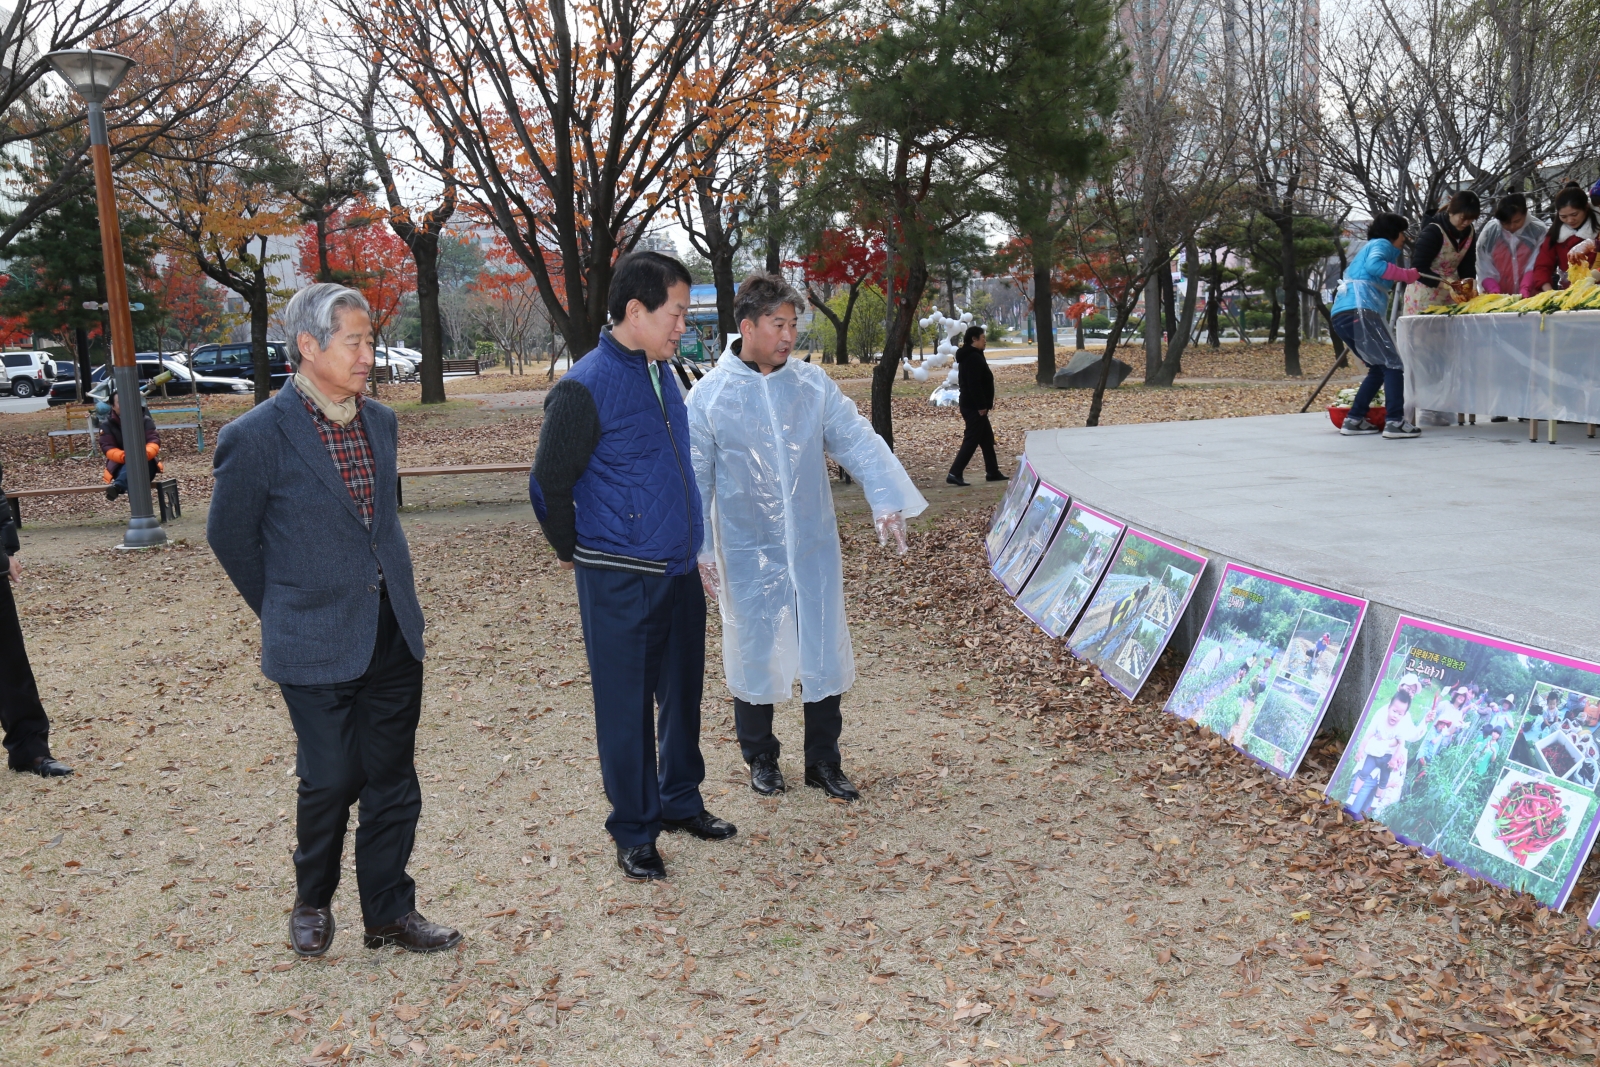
1476;215;1549;295
687;350;928;704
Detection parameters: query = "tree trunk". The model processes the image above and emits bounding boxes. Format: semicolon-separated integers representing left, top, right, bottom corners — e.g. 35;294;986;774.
871;256;930;446
249;274;272;406
1277;210;1302;376
1075;316;1085;351
807;283;859;367
413;234;447;404
1148;236;1202;387
1205;260;1221;348
711;249;737;343
1143;245;1162;381
1032;250;1055;386
1087;302;1133;427
315;214;332;282
1160;264;1176;344
764;166;781;274
1267;292;1281;344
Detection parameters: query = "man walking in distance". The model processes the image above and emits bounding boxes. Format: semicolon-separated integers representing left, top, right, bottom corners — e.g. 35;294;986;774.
530;251;735;882
688;270;927;800
209;283;459;957
946;326;1006;486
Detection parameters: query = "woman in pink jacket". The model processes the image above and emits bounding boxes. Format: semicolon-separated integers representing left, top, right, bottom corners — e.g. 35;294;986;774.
1476;194;1547;297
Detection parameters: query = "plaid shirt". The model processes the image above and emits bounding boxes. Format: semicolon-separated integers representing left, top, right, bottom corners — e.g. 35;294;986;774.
297;385;376;528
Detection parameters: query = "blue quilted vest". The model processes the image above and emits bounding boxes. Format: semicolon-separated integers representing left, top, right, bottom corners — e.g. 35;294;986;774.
559;330;702;575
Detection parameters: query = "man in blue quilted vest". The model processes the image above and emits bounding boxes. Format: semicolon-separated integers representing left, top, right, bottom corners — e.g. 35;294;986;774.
530;252;735;881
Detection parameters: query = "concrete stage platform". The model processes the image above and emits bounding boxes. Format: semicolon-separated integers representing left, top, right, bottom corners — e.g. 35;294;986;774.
1024;413;1600;732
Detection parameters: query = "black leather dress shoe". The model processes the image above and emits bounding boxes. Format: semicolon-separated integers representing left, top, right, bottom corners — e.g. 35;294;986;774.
363;910;461;952
663;810;737;840
617;842;667;880
805;763;861;801
290;898;335;957
748;753;786;796
986;471;1010;481
946;474;969;487
26;758;72;777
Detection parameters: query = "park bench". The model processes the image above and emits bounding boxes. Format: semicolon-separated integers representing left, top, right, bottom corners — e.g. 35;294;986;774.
6;478;181;527
441;359;481;376
396;463;527;506
46;406;96;459
148;405;206;453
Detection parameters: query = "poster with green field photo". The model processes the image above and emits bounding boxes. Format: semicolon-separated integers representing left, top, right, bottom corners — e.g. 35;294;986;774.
1166;564;1367;777
1065;530;1206;698
1014;502;1126;638
1327;616;1600;911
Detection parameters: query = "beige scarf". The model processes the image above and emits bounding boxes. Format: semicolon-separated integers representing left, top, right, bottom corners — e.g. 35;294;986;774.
294;372;360;427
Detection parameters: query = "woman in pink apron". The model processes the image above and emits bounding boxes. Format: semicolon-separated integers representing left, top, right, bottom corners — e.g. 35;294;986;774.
1403;190;1481;315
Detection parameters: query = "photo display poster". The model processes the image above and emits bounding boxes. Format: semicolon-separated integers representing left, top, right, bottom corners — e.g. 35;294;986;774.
1166;564;1368;777
1066;529;1207;699
986;461;1039;563
1328;616;1600;911
991;483;1070;596
1014;503;1127;638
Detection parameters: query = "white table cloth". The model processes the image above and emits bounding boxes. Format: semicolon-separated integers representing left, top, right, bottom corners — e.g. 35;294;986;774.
1396;311;1600;423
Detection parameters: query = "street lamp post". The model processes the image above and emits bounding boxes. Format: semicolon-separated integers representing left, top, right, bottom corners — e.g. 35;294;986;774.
45;48;165;549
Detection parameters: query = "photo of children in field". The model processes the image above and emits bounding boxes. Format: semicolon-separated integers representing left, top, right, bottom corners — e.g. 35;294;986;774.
1327;617;1600;911
1066;530;1205;698
1166;565;1366;776
992;483;1069;595
1013;503;1125;638
986;462;1038;562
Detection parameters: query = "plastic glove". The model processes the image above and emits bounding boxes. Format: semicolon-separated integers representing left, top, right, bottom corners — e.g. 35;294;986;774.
698;561;720;601
1479;277;1501;295
875;512;909;555
1572;238;1596;262
145;442;159;459
106;447;125;464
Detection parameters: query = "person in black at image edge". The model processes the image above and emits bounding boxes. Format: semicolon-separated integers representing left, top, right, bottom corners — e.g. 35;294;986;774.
0;463;72;777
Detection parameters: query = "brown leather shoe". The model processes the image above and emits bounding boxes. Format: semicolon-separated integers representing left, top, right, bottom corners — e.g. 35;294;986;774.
363;910;462;953
290;898;335;957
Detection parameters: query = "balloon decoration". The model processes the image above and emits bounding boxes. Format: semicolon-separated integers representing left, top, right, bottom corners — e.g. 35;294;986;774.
913;307;981;406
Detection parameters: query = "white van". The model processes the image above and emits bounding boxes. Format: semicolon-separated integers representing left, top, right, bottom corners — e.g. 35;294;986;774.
1;351;55;397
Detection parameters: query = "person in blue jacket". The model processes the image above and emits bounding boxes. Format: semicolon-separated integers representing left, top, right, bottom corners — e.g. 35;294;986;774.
1331;212;1428;440
528;252;735;882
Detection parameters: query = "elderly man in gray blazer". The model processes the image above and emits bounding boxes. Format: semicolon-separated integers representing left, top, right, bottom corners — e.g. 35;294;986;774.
208;283;459;958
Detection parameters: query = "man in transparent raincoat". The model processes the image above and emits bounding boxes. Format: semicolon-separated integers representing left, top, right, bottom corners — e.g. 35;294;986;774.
687;271;928;801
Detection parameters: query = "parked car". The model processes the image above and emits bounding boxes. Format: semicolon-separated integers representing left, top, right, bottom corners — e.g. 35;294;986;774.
137;350;188;365
187;341;292;388
1;351;56;398
52;360;75;383
374;346;416;380
48;357;251;405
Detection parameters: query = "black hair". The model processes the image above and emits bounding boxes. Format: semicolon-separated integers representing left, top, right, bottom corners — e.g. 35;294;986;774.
1493;193;1528;225
607;252;693;324
963;325;985;346
733;270;804;331
1390;689;1412;708
1367;212;1410;242
1445;190;1482;219
1547;187;1598;252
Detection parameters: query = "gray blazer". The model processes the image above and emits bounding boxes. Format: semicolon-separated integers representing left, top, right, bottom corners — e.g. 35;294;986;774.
207;384;425;685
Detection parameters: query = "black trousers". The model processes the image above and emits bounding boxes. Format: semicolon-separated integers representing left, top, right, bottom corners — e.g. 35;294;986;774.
279;597;423;927
574;566;707;848
733;694;843;767
0;576;51;769
950;408;1001;478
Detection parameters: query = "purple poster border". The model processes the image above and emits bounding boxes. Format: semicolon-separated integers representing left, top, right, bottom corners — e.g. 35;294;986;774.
1069;528;1208;700
1014;503;1128;638
1328;614;1600;915
1169;562;1369;779
985;459;1038;564
991;482;1071;595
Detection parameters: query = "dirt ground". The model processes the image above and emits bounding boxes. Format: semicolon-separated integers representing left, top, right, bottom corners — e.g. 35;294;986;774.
0;351;1591;1067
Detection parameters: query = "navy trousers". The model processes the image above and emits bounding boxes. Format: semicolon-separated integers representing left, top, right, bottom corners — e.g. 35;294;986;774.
574;566;707;847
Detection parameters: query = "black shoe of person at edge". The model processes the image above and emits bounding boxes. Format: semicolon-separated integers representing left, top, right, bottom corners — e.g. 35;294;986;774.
986;472;1009;482
946;474;969;487
663;810;738;841
748;752;786;796
104;484;123;502
20;757;72;777
616;842;668;881
363;910;462;953
805;763;861;801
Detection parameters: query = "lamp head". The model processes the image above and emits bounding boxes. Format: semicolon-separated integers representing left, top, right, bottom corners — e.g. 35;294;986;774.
44;49;135;105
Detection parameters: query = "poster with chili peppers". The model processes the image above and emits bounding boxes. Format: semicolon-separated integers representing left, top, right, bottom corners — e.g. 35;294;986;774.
1328;616;1600;912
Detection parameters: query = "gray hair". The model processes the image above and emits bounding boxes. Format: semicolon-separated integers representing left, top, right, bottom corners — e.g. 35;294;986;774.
732;270;804;331
281;283;372;369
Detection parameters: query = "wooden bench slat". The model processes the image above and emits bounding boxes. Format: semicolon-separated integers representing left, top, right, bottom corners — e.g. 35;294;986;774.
397;464;527;477
10;485;107;498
